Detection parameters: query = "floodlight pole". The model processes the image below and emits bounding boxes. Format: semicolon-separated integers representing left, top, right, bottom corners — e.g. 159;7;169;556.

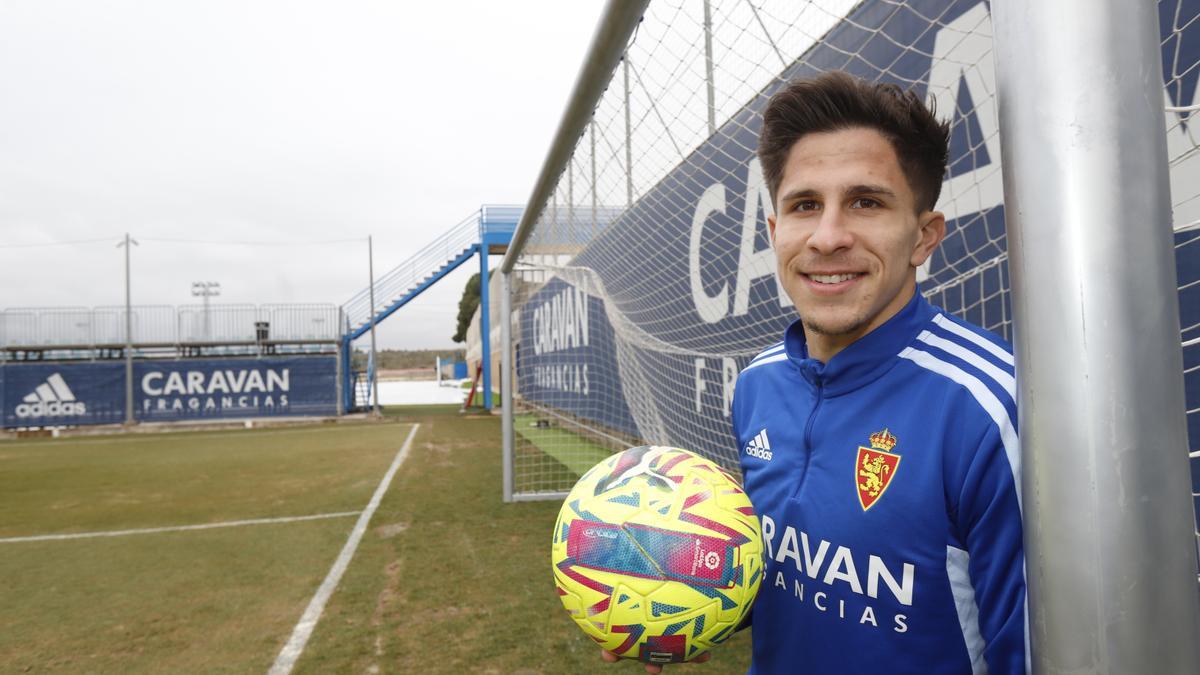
994;0;1200;672
368;235;380;417
191;281;220;341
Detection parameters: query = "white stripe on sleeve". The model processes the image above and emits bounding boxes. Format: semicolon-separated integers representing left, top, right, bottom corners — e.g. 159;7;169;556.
932;314;1014;366
916;330;1015;399
947;545;989;675
899;347;1021;509
750;342;786;363
742;352;788;372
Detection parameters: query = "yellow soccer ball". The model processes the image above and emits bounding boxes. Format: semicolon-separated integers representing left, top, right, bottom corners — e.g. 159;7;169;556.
551;445;763;664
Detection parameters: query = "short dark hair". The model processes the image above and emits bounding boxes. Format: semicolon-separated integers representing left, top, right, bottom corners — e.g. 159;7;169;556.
758;71;950;213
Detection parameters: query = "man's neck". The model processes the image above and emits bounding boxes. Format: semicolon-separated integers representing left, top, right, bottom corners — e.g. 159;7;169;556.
804;330;857;365
802;282;917;364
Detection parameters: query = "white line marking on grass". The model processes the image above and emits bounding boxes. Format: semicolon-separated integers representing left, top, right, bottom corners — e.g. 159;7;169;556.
268;423;420;675
0;423;389;448
0;511;363;544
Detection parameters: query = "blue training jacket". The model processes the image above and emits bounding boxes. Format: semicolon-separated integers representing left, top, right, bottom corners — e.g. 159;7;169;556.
732;292;1026;674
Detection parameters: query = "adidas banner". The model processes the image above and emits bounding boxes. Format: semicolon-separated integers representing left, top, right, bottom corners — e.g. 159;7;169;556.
1;356;337;427
1;362;125;428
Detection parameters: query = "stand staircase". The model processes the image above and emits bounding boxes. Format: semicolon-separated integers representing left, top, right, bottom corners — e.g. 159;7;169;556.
339;205;520;411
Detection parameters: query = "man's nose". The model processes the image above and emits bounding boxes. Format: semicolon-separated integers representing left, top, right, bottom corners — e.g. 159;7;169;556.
807;208;854;254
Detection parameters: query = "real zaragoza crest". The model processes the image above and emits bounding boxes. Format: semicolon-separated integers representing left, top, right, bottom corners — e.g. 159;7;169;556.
856;428;901;511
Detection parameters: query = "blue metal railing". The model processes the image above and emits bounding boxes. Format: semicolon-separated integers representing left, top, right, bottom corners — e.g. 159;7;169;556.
480;205;522;237
338;204;521;412
340;205;522;337
341;210;479;331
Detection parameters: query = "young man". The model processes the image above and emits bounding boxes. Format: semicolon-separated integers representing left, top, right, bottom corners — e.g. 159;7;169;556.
730;71;1025;673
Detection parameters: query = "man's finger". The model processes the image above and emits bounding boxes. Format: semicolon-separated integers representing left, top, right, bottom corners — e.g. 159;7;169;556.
603;647;713;671
643;651;712;672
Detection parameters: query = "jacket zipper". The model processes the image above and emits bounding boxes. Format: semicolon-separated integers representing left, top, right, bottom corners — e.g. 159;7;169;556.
791;378;823;500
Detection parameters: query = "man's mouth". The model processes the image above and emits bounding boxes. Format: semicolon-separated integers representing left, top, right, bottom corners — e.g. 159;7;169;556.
805;273;863;285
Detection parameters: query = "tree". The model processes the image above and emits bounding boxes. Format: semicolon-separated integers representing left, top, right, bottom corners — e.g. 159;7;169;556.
452;272;481;343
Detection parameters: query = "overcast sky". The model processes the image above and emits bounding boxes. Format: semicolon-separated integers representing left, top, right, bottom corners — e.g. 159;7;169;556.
0;0;605;350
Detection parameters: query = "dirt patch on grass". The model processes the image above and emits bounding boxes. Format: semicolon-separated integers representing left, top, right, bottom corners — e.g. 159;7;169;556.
421;440;450;455
371;559;405;628
374;522;408;539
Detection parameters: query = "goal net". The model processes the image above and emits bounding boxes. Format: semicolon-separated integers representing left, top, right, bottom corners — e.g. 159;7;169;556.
502;0;1200;533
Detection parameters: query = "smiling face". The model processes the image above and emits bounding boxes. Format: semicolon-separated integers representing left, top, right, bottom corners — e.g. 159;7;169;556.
768;126;945;362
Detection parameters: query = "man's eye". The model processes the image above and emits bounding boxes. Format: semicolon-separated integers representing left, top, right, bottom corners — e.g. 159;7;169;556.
850;197;880;209
794;200;820;212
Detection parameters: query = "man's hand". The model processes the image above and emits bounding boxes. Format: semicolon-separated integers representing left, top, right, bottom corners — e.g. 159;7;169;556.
600;648;711;674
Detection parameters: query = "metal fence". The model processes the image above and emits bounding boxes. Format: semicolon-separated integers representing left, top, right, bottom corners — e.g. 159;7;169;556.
1;304;341;348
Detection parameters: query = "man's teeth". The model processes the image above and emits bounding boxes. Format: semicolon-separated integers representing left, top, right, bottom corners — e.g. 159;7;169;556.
809;273;859;284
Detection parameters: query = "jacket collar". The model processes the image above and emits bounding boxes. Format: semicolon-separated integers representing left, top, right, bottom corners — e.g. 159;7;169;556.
784;289;936;395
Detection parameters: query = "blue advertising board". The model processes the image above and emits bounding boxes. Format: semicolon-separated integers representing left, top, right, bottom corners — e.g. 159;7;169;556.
1;356;337;427
518;280;639;439
134;357;337;422
1;362;126;428
517;0;1200;469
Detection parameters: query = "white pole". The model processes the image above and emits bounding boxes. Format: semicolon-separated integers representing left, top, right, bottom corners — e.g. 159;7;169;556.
501;270;514;502
702;0;715;136
993;0;1200;671
590;121;597;232
624;54;633;207
119;232;137;425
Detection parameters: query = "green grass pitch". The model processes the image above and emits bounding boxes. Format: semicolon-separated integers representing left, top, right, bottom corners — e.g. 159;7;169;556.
0;406;752;673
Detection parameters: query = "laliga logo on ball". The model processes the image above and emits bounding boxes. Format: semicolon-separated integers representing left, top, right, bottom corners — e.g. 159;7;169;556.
552;445;763;665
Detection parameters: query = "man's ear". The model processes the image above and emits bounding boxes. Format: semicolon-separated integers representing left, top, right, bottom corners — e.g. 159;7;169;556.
768;213;777;247
911;210;946;267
